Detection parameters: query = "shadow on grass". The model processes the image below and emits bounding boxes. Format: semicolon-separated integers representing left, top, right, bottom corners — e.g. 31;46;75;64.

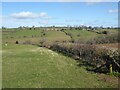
37;44;109;74
76;60;109;74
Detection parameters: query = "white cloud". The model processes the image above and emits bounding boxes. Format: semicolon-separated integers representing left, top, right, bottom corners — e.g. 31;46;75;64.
11;11;50;19
108;9;118;13
40;12;47;17
11;11;37;19
2;11;53;27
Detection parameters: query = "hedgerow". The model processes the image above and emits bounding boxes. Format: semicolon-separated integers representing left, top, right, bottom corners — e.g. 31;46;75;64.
49;43;120;73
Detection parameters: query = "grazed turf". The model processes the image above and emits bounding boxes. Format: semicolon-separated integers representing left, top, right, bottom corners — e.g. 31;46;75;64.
2;44;118;88
2;29;70;44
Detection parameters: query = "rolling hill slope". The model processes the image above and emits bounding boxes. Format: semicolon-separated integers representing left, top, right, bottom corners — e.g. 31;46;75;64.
2;44;118;88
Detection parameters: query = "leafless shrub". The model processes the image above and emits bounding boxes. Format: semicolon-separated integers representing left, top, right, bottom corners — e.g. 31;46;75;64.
49;43;120;73
23;40;32;44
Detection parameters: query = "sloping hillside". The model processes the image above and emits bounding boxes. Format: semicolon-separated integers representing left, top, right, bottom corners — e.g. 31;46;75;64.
2;44;118;88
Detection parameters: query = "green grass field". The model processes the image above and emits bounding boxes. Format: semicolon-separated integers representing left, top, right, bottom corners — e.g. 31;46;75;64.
2;44;118;88
2;28;118;88
2;29;71;44
64;29;118;42
64;29;100;41
2;29;43;44
2;28;118;44
44;30;70;42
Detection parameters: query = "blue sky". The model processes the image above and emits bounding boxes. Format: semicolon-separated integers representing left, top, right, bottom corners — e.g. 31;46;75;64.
1;2;118;28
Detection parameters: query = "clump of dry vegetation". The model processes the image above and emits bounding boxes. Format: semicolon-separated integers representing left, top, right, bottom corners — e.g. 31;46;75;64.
48;43;120;74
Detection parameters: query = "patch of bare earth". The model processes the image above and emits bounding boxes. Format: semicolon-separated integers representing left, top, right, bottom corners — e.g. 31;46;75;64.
96;43;118;49
97;73;118;87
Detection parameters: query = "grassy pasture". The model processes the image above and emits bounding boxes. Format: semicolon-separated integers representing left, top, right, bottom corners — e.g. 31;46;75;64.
2;29;42;44
44;30;70;42
63;29;118;42
1;28;119;88
2;44;118;88
2;29;71;44
2;28;118;44
64;29;103;41
2;30;42;38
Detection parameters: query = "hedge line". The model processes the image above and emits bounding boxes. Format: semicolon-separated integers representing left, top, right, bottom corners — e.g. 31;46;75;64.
48;43;120;73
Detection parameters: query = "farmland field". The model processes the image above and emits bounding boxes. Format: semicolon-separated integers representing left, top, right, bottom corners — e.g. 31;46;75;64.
1;2;119;88
2;44;118;88
2;28;118;43
64;29;100;41
1;28;119;88
2;29;71;44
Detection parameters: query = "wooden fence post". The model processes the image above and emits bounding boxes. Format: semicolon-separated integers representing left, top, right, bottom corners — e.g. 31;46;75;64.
110;64;113;74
